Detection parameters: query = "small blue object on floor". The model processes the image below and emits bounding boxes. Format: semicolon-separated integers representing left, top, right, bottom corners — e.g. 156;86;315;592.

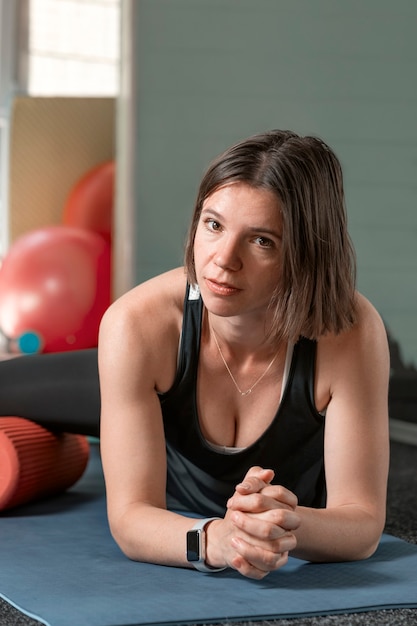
1;446;417;626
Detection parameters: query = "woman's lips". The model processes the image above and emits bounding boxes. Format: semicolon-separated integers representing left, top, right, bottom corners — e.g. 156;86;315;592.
205;278;241;296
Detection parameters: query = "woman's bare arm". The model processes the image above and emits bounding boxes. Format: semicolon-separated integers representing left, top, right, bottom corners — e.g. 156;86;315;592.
226;294;390;564
292;295;390;561
99;269;196;566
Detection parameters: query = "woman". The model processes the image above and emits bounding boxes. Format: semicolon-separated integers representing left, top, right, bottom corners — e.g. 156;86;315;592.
98;130;389;579
0;130;389;580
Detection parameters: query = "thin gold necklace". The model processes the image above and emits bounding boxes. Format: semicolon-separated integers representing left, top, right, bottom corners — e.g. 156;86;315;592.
211;327;279;397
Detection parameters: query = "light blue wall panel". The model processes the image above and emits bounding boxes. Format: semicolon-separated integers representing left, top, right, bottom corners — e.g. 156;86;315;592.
129;0;417;364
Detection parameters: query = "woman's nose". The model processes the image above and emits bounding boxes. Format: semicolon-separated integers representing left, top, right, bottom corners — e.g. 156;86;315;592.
214;237;242;271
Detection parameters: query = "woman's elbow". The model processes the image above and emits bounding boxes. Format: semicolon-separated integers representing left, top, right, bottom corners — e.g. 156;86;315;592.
107;510;143;561
345;517;385;562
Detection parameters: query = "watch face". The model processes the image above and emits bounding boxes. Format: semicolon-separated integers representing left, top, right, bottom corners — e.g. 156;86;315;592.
186;530;200;562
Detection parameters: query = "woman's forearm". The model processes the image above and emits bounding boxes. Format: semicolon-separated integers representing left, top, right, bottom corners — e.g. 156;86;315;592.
109;503;200;567
291;504;385;563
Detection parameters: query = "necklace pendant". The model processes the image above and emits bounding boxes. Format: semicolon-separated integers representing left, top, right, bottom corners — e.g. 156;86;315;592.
211;324;278;398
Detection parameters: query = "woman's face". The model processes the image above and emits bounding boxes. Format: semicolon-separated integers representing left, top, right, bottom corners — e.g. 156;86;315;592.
193;182;284;322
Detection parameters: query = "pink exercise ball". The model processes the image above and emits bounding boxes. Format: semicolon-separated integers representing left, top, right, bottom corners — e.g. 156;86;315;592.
0;226;111;353
62;161;114;243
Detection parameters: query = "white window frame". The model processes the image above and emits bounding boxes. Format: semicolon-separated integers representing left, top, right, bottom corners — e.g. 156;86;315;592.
0;117;10;257
0;0;28;257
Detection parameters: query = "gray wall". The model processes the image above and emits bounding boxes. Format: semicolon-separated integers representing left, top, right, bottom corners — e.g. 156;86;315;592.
123;0;417;365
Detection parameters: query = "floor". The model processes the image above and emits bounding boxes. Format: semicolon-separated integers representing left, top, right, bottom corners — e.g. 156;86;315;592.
0;437;416;626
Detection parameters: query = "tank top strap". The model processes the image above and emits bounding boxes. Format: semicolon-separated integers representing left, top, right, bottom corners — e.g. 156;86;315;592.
170;283;203;392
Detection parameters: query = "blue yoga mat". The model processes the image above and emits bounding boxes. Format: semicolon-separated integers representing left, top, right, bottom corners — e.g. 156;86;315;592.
1;445;417;626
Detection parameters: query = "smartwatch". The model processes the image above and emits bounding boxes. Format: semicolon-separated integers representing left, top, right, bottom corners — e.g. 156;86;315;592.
186;517;226;572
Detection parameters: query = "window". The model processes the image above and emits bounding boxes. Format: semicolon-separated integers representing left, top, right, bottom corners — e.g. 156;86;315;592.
28;0;120;96
0;0;120;256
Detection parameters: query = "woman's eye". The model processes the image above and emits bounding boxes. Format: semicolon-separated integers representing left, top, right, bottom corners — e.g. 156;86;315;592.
254;236;274;248
206;219;221;231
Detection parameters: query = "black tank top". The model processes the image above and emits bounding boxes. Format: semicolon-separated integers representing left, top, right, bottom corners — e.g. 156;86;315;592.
159;284;326;517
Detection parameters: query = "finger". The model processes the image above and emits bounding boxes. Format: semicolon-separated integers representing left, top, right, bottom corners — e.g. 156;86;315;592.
228;485;298;513
235;477;269;495
228;490;293;513
235;552;289;579
227;491;268;512
231;553;288;580
261;484;298;510
231;537;290;576
230;509;301;538
230;554;270;580
235;481;262;495
235;467;275;495
243;465;273;478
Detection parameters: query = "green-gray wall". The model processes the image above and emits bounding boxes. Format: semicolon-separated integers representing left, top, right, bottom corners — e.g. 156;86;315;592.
121;0;417;366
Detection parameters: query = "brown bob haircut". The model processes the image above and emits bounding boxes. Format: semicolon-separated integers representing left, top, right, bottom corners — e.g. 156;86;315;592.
184;129;357;342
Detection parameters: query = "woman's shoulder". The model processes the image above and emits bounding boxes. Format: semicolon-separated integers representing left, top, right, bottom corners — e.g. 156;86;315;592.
347;291;387;347
317;290;389;371
314;292;389;411
100;267;188;344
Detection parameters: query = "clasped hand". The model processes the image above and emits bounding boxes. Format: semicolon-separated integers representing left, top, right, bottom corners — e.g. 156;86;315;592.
212;467;300;580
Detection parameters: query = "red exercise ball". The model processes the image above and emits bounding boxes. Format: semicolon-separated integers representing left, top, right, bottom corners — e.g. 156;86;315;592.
62;161;114;243
0;226;111;353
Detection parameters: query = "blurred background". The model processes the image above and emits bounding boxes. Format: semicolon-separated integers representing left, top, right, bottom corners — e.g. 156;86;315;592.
0;0;416;432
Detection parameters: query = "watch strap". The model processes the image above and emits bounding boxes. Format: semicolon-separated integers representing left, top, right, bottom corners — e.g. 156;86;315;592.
187;517;226;572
